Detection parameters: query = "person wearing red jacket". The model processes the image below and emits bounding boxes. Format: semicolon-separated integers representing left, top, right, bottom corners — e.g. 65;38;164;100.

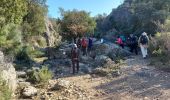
81;37;87;56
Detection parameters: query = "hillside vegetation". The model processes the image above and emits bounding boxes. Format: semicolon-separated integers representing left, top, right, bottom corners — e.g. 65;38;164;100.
0;0;170;99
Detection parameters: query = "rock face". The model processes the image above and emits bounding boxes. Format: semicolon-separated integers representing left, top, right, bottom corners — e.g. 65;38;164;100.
0;51;17;93
44;17;62;47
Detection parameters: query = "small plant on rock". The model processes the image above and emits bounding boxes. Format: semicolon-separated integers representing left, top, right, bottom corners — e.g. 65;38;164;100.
0;76;12;100
38;66;53;83
27;66;53;85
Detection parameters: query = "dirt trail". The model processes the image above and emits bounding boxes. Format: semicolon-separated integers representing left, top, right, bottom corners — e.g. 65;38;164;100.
60;56;170;100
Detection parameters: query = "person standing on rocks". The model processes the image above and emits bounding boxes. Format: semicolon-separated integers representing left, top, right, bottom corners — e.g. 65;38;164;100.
127;34;138;55
81;37;87;56
71;44;80;74
138;32;149;59
88;37;93;54
77;37;81;49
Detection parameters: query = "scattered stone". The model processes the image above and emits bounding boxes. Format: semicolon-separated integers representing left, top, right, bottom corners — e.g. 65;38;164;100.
112;70;121;77
0;51;4;63
22;86;38;97
91;68;109;77
17;71;27;78
32;67;40;71
0;62;17;93
51;79;71;90
18;82;31;87
17;78;26;83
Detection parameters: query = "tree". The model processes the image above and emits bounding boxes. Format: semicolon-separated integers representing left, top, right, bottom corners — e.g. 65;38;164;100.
60;9;96;39
0;0;27;54
22;0;47;42
0;0;27;25
99;0;170;35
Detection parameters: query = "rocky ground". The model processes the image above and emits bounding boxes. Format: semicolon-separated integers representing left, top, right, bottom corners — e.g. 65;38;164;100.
13;40;170;100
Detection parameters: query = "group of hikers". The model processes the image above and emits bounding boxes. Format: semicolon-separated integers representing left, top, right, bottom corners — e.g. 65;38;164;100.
116;32;149;58
71;37;93;74
70;32;149;74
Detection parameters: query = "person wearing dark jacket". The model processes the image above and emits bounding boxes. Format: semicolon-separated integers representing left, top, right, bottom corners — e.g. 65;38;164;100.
77;38;81;49
127;34;138;55
71;44;80;74
88;37;93;53
81;37;87;56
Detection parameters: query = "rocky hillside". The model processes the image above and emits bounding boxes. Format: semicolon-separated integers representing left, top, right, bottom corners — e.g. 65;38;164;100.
102;1;133;33
44;17;62;47
99;0;170;36
0;51;17;97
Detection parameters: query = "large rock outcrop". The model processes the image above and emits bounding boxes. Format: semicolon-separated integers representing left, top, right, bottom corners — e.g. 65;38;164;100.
44;17;62;47
0;51;17;93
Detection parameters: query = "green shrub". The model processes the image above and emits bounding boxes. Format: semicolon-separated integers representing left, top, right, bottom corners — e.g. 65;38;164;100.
152;48;163;57
16;45;45;61
149;32;170;65
0;23;22;56
0;76;12;100
38;66;53;83
30;50;45;58
16;46;31;62
27;66;53;84
36;36;47;47
149;32;169;57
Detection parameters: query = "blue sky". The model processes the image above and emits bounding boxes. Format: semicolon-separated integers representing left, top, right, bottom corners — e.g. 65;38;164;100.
47;0;124;18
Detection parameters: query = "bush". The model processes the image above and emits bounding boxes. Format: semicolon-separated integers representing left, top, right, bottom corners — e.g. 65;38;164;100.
0;76;12;100
16;46;31;62
16;45;45;61
149;32;170;65
0;23;22;56
149;32;170;57
38;66;53;83
27;66;53;84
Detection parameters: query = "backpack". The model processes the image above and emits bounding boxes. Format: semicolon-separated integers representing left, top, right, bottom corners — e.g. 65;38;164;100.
140;35;148;44
130;36;138;44
120;36;126;42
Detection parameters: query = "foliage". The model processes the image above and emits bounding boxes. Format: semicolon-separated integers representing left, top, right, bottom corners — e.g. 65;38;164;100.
0;0;27;25
16;45;45;62
0;23;22;56
27;66;53;84
149;32;170;65
22;0;47;42
0;0;48;57
60;9;96;39
0;76;12;100
98;0;170;36
49;18;62;33
38;66;53;83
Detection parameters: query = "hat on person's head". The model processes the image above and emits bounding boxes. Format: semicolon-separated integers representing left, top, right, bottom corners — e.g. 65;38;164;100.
73;44;77;48
142;32;147;36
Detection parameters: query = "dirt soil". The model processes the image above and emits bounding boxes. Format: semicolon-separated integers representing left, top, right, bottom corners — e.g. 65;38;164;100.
60;56;170;100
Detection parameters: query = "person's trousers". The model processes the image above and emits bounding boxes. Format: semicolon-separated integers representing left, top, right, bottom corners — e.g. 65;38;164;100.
72;60;79;74
140;45;148;58
130;44;138;55
119;44;124;49
82;46;87;56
